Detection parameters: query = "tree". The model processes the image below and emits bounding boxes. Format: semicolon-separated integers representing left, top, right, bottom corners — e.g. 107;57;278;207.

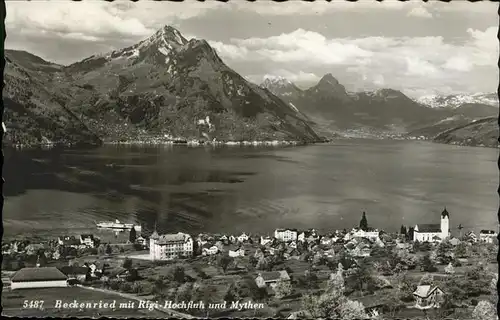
339;300;369;320
217;255;234;274
274;278;292;299
359;212;368;231
153;277;167;299
172;266;186;283
129;227;137;243
301;266;367;320
105;244;112;255
418;273;435;286
224;283;239;303
400;225;407;236
472;301;497;320
420;253;437;272
435;240;453;265
122;258;133;270
351;259;374;293
444;262;455;274
256;256;268;271
454;242;467;258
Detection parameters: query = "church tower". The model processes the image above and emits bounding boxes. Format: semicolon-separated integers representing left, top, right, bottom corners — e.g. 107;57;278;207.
440;207;450;239
150;222;160;261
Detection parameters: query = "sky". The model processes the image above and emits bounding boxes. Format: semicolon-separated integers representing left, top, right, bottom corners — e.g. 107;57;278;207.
4;0;499;98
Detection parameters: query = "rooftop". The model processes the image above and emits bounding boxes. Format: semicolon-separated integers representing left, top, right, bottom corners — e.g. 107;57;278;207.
155;232;191;245
416;224;441;233
11;267;68;282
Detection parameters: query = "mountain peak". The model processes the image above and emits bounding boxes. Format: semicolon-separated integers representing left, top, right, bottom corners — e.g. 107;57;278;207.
318;73;340;86
261;75;293;88
139;25;188;50
261;76;302;97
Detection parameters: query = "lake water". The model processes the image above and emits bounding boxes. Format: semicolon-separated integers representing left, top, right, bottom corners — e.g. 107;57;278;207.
3;139;499;239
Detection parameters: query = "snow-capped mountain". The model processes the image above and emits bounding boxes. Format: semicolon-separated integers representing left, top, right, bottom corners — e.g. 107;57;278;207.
417;93;498;109
260;75;302;97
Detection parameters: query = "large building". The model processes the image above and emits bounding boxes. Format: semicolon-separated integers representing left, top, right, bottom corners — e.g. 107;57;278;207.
149;231;193;260
413;208;450;243
11;267;68;290
274;228;298;242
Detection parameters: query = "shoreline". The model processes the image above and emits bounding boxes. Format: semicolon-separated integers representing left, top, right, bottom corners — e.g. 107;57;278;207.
4;137;498;151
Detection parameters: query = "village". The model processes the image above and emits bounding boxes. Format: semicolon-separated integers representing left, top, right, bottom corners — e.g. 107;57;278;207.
2;208;498;319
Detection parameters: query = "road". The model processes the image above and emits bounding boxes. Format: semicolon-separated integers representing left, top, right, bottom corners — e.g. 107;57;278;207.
76;285;195;319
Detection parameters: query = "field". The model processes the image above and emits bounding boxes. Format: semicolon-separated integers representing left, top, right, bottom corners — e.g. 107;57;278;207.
1;286;166;318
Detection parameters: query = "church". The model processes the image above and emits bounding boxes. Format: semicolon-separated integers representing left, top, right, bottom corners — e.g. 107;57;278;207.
413;208;450;243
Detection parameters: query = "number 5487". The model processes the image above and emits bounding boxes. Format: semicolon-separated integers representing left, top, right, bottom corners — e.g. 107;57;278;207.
23;300;44;309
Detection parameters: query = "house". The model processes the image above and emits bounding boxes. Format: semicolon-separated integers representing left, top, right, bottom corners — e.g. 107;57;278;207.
11;267;68;290
202;245;219;256
149;231;193;261
255;270;291;289
24;243;46;255
449;238;461;246
254;248;265;259
320;236;334;246
135;236;147;248
464;231;478;243
350;243;371;258
413;285;445;309
323;248;336;258
228;246;245;258
274;228;298;242
413;208;450;243
59;266;89;282
228;235;236;243
352;228;380;241
58;236;82;248
298;229;319;243
80;234;96;248
284;248;300;260
87;262;104;277
288;241;298;249
479;230;497;243
237;233;250;243
260;236;273;246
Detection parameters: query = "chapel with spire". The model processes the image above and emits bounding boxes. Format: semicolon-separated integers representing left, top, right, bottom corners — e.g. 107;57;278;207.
413;207;451;243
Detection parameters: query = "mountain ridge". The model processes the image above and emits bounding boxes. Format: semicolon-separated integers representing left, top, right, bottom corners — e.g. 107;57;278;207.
4;26;322;147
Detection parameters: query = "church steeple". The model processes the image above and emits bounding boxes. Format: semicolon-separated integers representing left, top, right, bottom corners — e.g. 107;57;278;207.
441;207;449;218
150;222;159;240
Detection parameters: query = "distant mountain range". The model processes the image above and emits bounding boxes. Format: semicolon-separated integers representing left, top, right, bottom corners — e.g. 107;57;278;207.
2;25;498;148
417;93;498;109
3;26;320;147
261;75;498;147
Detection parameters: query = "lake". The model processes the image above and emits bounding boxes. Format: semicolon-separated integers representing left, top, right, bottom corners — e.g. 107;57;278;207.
3;139;499;239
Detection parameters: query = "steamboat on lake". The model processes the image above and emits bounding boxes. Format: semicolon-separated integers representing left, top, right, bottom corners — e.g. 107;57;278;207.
95;219;142;232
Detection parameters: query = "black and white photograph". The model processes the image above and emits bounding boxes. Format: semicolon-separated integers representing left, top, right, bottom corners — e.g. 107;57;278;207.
1;0;499;319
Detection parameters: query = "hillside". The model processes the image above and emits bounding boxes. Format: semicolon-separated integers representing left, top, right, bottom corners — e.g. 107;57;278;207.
3;26;321;147
432;117;498;148
3;50;101;147
262;74;449;136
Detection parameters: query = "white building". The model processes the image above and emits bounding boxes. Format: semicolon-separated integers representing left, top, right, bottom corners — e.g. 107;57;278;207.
202;245;219;256
352;229;380;241
237;233;250;243
11;267;68;290
274;229;298;242
260;236;273;246
479;230;497;243
228;248;245;258
79;234;96;248
149;231;193;261
413;208;450;243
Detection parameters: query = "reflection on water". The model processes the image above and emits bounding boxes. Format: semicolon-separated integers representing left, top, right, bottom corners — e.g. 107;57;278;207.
3;140;498;238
